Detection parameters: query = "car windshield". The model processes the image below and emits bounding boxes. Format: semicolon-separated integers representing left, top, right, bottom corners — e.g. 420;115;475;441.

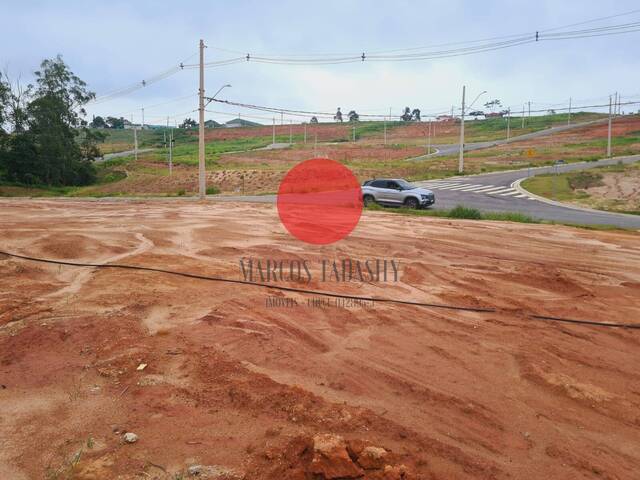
396;180;416;190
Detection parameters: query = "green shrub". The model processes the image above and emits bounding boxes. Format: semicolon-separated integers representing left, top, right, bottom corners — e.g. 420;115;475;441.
448;205;482;219
206;186;220;195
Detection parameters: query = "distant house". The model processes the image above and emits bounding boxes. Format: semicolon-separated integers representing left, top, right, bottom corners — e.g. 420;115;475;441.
205;120;223;128
436;115;459;122
225;118;262;128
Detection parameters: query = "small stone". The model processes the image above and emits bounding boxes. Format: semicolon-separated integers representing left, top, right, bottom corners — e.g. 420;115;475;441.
123;432;138;443
187;465;203;476
357;445;388;469
136;363;147;371
187;464;244;479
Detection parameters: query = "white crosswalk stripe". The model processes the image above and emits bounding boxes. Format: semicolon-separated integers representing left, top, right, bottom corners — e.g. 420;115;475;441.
486;187;515;194
458;185;495;192
418;180;536;201
477;186;510;193
434;184;473;190
447;184;484;191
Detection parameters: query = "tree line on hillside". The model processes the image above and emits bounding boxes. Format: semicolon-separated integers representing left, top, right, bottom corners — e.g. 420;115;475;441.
0;56;103;186
333;107;421;122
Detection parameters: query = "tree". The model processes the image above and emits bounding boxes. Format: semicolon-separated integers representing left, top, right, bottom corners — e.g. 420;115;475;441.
401;107;412;122
0;72;10;134
334;107;343;122
90;115;107;128
347;110;359;122
310;116;318;124
180;117;197;129
80;128;107;160
0;56;98;186
105;116;125;129
411;108;421;122
1;70;30;133
483;99;502;112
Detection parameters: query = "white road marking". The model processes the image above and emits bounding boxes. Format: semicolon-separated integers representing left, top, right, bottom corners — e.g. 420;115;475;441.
476;186;511;193
458;185;495;191
422;183;459;188
486;187;516;194
499;190;520;196
447;184;484;191
436;184;472;190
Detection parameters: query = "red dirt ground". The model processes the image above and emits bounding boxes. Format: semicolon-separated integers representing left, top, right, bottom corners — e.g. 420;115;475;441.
1;200;640;479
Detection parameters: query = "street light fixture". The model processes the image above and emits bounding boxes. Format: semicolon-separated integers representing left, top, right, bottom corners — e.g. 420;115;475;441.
469;90;488;110
458;88;487;173
205;84;232;106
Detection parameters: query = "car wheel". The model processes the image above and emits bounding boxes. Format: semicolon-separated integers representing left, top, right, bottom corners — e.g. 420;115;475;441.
363;195;375;207
404;197;419;209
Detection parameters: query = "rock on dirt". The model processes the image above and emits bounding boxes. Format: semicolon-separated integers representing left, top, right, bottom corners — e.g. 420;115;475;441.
310;434;364;479
123;432;138;444
187;464;244;479
357;446;389;470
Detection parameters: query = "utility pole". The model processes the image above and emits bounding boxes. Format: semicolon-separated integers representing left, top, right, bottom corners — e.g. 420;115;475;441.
506;109;511;140
567;97;572;125
198;39;206;199
133;126;138;161
527;101;531;120
169;128;173;175
614;92;618;116
289;120;292;145
427;120;432;154
280;111;283;125
141;107;145;130
521;104;525;129
607;94;613;158
383;117;387;146
272;117;275;144
352;125;356;142
458;85;466;174
617;94;622;115
304;123;307;144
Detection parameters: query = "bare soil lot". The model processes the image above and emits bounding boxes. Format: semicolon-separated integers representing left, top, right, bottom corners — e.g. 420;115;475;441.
1;200;639;479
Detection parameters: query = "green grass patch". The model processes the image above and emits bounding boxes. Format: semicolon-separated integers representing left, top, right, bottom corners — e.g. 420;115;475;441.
521;174;575;201
365;203;538;223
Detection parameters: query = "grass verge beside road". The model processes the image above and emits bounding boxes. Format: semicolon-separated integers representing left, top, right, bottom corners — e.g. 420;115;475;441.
521;161;640;215
365;203;632;231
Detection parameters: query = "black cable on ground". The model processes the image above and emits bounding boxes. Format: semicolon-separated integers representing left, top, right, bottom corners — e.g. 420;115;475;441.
0;250;493;313
530;314;640;329
2;250;639;329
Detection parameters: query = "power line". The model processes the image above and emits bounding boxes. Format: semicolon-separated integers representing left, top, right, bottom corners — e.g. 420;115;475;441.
196;13;640;66
206;97;640;122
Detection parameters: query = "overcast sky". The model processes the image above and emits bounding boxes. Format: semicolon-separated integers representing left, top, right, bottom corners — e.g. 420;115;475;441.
2;0;640;125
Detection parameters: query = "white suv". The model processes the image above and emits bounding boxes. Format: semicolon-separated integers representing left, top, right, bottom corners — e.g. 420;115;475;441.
362;178;435;209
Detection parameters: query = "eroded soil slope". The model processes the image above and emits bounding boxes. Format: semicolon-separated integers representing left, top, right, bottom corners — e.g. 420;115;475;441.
1;199;639;479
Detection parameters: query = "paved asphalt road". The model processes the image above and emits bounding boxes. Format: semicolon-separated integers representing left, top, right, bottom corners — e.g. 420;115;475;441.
408;118;608;160
212;155;640;229
96;148;155;163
